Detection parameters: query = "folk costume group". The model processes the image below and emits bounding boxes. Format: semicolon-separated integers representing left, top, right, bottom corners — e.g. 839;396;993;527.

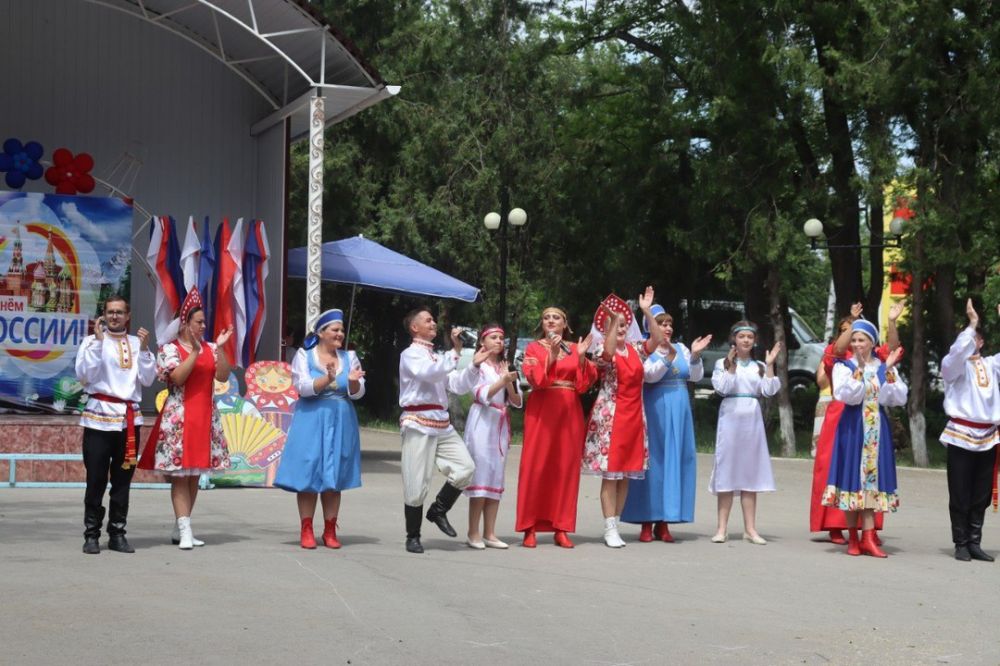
75;288;1000;564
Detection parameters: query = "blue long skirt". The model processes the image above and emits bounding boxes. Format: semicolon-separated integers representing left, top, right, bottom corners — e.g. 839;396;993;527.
824;401;898;512
621;381;697;524
274;395;362;493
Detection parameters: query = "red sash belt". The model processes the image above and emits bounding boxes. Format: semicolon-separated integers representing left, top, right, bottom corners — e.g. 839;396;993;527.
948;416;997;430
403;404;445;412
91;393;138;470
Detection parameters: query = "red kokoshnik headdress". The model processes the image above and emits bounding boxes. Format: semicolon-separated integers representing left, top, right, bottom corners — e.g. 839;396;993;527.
593;293;634;334
179;287;204;324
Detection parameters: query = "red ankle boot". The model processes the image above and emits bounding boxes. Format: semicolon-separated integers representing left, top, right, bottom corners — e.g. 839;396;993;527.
300;518;317;549
655;521;675;543
554;530;575;548
846;529;860;556
322;518;341;549
829;529;847;545
874;531;883;546
522;528;537;548
639;522;654;542
860;529;887;558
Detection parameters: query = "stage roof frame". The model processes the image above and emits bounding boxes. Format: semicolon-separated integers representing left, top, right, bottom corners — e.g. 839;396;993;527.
82;0;398;137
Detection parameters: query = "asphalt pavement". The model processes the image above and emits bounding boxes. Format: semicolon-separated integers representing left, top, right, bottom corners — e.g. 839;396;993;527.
1;428;999;665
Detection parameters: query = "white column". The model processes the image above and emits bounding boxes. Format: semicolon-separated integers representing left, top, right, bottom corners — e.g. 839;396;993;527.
306;90;324;329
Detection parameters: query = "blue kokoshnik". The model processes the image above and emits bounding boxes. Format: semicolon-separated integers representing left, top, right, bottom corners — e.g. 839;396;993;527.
302;309;344;350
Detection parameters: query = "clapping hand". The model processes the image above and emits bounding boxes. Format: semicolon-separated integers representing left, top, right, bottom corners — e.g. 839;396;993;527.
472;346;493;367
577;334;593;367
691;334;712;355
850;302;863;319
348;367;366;382
137;327;150;351
885;347;903;370
450;327;463;352
764;341;782;365
215;325;234;347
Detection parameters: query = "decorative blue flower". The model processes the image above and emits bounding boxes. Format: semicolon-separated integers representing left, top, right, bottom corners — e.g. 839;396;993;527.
0;138;45;189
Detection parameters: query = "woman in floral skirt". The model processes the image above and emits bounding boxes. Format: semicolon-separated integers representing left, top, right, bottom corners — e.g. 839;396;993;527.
139;288;231;550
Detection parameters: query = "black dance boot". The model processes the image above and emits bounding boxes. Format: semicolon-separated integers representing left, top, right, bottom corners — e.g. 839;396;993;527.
83;506;104;555
107;501;135;554
953;521;971;562
968;514;994;562
425;483;462;537
405;505;424;554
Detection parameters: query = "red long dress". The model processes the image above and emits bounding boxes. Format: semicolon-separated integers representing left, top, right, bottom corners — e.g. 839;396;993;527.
516;341;597;533
809;342;892;532
582;344;647;475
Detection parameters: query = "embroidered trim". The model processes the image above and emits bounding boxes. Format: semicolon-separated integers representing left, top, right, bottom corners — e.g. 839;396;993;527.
81;411;127;423
400;414;450;429
465;484;504;494
972;358;991;388
941;426;999;448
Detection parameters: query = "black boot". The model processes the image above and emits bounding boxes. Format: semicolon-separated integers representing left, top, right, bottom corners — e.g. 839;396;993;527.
425;483;462;537
968;514;994;562
107;501;134;554
953;520;971;561
405;505;424;553
83;505;104;555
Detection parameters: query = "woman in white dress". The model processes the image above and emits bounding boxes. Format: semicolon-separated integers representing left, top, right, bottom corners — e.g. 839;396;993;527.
709;320;780;545
463;325;523;549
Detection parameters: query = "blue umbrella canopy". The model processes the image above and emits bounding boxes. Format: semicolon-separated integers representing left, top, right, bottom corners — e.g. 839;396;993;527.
287;235;480;302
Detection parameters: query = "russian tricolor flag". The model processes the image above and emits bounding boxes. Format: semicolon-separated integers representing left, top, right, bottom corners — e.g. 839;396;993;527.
242;219;269;367
145;216;185;342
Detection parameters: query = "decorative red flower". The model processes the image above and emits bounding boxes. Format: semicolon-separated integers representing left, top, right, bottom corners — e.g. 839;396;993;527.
44;148;95;195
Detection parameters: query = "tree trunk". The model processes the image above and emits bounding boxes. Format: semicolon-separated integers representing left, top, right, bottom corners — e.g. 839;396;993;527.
767;265;796;457
908;227;929;467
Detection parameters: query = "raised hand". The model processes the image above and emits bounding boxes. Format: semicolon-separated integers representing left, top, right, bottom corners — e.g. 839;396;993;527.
967;298;980;329
765;341;782;365
638;285;655;310
725;344;737;372
888;300;905;322
137;327;150;351
577;334;592;367
691;334;712;355
850;302;863;319
885;346;903;370
450;327;463;352
94;316;106;341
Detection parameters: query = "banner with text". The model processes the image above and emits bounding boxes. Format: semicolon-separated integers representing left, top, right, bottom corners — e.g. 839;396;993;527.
0;192;133;412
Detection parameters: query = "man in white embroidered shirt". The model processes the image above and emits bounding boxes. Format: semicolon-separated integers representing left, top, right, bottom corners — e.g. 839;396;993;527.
74;295;156;554
940;299;1000;562
398;308;482;553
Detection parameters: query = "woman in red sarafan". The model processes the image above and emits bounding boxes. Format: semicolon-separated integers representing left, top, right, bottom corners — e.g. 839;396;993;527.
139;288;232;550
582;287;662;548
515;306;596;549
810;301;902;544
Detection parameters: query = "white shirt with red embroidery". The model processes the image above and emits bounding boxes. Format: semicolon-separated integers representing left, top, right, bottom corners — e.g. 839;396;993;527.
75;333;156;431
398;339;478;435
940;326;1000;451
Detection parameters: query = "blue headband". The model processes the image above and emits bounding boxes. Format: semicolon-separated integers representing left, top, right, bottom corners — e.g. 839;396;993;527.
302;309;344;349
643;304;667;334
851;319;879;344
732;325;757;335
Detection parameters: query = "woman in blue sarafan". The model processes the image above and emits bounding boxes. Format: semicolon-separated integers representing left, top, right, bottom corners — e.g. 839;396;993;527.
822;318;906;559
621;305;712;543
274;308;366;550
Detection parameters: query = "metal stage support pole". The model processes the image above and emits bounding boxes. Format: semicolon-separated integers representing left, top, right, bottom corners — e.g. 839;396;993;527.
306;90;325;330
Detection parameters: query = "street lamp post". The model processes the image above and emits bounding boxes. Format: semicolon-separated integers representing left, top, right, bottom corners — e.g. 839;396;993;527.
484;207;527;337
803;215;906;250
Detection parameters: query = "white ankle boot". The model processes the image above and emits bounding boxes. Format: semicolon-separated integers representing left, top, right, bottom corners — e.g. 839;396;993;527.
603;517;626;548
177;516;194;550
172;522;205;547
